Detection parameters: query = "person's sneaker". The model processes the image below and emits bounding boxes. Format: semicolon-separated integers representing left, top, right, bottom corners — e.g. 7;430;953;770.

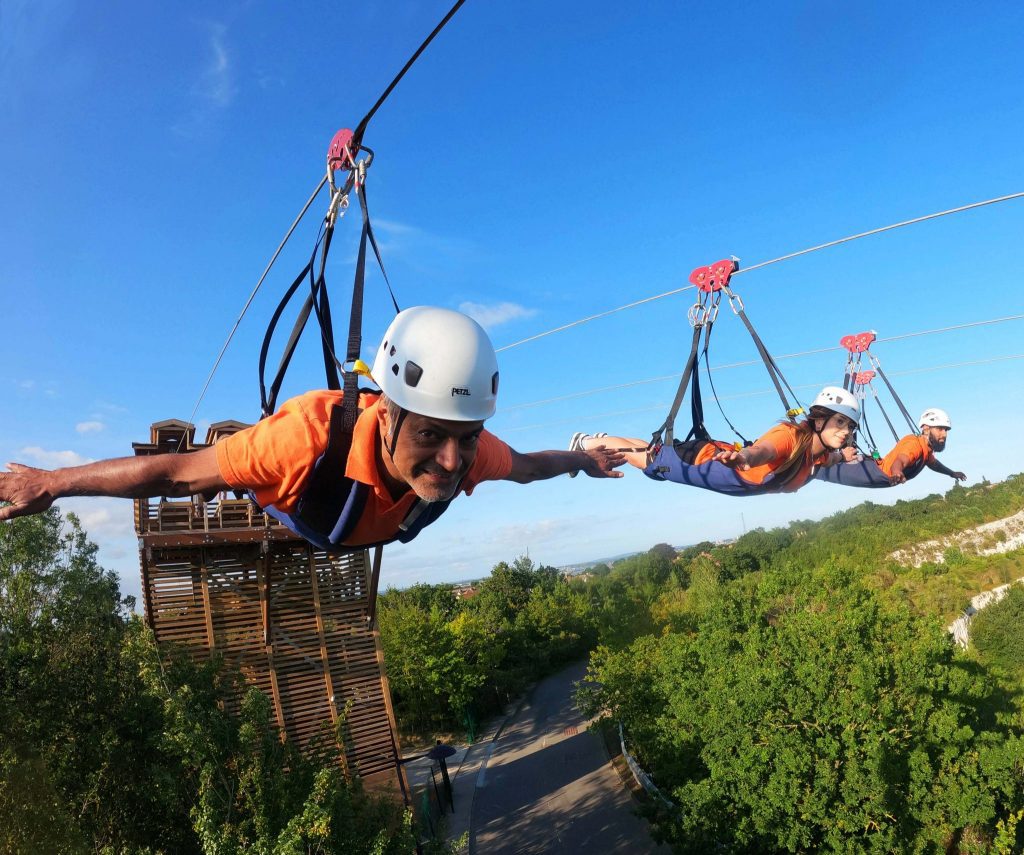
568;432;607;477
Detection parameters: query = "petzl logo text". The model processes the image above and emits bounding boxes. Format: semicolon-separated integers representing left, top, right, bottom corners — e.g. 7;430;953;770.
451;387;470;397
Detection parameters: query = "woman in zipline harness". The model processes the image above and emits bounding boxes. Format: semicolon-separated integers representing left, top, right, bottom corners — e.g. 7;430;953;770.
571;387;859;496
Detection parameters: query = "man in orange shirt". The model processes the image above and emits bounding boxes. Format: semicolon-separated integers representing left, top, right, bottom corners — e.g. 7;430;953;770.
879;408;966;485
814;407;966;488
0;307;625;551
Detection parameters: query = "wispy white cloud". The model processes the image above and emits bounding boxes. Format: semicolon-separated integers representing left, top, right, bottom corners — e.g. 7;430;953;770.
17;379;35;390
459;301;538;330
373;218;421;237
18;446;93;468
344;217;480;271
76;420;105;434
172;19;235;138
198;21;235;108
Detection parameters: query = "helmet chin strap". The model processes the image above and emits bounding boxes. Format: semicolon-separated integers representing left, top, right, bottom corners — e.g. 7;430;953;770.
812;415;843;453
385;408;409;459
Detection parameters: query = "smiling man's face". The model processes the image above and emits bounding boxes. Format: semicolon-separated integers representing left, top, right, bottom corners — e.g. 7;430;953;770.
378;406;485;502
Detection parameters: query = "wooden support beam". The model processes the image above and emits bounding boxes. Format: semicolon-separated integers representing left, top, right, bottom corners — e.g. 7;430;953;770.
308;552;339;726
256;551;286;735
373;621;410;805
199;550;216;652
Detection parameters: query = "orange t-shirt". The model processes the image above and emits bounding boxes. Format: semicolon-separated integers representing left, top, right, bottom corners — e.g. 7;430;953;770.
215;390;513;546
879;434;933;479
693;423;829;492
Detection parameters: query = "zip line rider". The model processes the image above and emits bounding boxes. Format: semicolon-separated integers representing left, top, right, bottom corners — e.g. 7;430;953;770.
569;386;860;496
814;407;966;488
0;307;626;544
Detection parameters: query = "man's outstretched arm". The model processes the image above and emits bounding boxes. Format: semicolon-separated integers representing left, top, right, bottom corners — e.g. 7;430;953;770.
504;445;625;483
0;447;228;521
927;458;967;481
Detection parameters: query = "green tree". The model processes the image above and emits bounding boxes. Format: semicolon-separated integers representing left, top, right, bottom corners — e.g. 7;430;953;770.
971;584;1024;678
584;564;1024;853
0;509;191;853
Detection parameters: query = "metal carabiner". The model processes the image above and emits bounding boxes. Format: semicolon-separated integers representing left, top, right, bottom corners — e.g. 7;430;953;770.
325;187;350;229
725;286;745;314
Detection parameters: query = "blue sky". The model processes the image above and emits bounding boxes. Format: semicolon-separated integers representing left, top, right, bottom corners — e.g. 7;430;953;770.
4;1;1024;603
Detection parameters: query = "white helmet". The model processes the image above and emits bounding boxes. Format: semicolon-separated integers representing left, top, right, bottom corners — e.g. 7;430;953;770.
811;386;860;425
372;306;499;421
919;408;951;429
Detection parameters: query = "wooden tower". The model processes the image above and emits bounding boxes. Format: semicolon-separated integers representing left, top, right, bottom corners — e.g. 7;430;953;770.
133;419;406;797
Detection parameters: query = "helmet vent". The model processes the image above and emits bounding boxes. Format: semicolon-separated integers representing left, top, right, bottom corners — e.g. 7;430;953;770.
390;364;399;376
388;343;396;357
404;361;423;388
491;371;499;395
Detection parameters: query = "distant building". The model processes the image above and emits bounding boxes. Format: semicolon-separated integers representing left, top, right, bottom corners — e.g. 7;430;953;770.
452;584;479;600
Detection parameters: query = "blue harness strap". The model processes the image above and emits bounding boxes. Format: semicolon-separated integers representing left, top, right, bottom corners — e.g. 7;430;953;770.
813;459;893;488
643;442;769;496
255;402;456;552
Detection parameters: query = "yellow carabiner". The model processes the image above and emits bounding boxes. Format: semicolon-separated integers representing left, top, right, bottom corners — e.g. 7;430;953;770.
786;407;805;418
352;359;372;377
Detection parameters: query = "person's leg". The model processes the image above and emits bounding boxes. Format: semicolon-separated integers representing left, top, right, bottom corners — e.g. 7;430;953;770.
813;458;892;488
578;434;650;469
644;446;755;494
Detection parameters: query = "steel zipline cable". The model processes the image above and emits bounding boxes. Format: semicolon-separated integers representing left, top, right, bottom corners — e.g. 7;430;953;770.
495;191;1024;353
500;313;1024;413
181;0;467;433
497;352;1024;434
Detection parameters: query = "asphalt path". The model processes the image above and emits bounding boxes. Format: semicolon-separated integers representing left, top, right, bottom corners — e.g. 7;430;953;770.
470;660;670;854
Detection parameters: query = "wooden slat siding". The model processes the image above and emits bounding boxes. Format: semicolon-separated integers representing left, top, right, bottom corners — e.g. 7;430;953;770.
139;546;156;627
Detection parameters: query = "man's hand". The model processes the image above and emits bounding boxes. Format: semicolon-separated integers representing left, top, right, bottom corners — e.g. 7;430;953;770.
951;470;967;482
889;464;907;485
712;448;749;470
1;448;227;521
578;444;626;479
0;463;57;521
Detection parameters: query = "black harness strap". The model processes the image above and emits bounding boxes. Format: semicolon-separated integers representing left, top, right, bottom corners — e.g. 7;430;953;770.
697;318;751;446
873;392;901;443
685;320;712;443
651;323;704;449
294;403;365;535
857;399;881;454
870;356;919;435
258;228;328;417
727;291;803;420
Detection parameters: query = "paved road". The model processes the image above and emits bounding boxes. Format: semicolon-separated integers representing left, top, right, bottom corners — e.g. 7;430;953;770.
470;660;670;854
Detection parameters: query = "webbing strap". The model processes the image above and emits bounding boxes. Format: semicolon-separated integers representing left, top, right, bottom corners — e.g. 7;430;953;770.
870;356;919;434
260;176;397;419
315;226;342;391
341;188;372;432
685;321;712;443
698;320;750;446
258;230;325;416
873;393;901;443
730;300;803;419
858;398;881;453
651;324;703;448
